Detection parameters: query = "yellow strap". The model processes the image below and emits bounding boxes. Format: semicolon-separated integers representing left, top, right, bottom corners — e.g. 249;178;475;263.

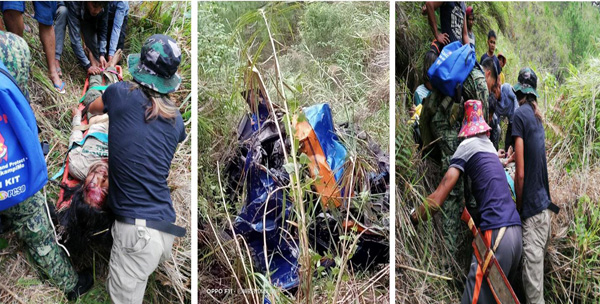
482;227;507;275
482;249;493;274
493;227;507;253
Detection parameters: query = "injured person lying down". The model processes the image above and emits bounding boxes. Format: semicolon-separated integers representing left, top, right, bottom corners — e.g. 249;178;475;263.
55;50;122;259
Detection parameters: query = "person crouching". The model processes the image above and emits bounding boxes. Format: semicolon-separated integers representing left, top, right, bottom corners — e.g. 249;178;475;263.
88;34;186;304
411;99;522;303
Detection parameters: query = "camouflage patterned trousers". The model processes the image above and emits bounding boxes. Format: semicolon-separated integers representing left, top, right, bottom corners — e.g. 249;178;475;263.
431;101;465;260
1;192;78;292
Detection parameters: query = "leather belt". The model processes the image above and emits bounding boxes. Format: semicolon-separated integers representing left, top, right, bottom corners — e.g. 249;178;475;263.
115;215;186;237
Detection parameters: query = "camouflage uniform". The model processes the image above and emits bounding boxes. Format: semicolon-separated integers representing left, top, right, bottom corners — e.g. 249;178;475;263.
1;193;78;291
128;34;182;95
0;31;31;94
0;30;78;292
463;67;490;124
429;66;490;260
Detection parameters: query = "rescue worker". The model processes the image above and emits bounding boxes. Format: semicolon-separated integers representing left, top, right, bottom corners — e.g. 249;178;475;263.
423;56;501;263
512;68;557;303
55;1;109;75
88;34;186;304
412;99;522;303
0;30;92;301
0;1;65;93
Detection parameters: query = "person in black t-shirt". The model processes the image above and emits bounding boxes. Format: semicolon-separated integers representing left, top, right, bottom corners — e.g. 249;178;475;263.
480;30;502;76
422;2;469;46
88;34;186;304
411;100;522;303
512;67;554;303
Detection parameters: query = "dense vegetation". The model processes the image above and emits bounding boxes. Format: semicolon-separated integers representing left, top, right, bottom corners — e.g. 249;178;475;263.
199;2;389;303
397;2;600;303
0;2;191;303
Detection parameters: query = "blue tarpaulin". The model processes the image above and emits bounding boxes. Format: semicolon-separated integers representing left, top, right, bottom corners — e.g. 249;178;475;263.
233;93;299;290
234;102;352;291
304;104;347;182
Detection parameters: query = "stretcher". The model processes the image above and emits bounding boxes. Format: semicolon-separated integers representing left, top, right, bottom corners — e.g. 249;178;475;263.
53;67;122;210
461;208;520;304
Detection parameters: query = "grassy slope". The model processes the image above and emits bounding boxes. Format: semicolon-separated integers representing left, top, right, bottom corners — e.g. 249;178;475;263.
0;2;191;303
199;2;389;303
397;2;600;303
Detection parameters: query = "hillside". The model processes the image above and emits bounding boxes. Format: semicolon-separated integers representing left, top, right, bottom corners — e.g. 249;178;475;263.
397;2;600;303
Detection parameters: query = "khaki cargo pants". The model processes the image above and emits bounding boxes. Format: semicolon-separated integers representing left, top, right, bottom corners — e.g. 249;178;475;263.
107;220;175;304
522;209;551;304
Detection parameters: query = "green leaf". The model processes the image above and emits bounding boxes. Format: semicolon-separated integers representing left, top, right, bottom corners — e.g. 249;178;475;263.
299;153;311;165
283;163;296;174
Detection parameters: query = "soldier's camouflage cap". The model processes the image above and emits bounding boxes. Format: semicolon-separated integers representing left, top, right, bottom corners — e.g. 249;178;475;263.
128;34;181;94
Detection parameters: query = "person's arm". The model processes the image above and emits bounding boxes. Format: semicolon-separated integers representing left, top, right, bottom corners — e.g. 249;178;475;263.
69;108;84;146
424;2;449;45
514;137;524;211
98;9;109;64
108;2;128;58
66;3;92;71
411;167;461;223
413;91;421;107
462;11;469;45
88;96;105;115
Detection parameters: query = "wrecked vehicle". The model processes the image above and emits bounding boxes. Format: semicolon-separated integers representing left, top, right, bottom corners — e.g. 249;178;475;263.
224;69;389;291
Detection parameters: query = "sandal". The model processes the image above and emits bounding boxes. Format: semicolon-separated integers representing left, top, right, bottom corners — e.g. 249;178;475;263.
54;81;66;94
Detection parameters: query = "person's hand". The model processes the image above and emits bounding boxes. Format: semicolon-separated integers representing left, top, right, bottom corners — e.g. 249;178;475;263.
435;32;450;45
498;149;506;159
507;146;514;158
87;66;102;75
72;106;81;119
99;56;107;69
505;152;515;165
408;105;416;118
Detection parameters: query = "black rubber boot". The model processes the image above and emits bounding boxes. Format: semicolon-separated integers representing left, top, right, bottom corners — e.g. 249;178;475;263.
66;270;93;301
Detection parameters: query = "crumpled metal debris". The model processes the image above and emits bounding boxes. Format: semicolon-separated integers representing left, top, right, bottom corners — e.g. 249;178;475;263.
225;86;389;291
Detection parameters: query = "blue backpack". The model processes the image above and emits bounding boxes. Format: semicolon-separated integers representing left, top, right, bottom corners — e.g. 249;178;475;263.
427;41;476;97
0;61;47;211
